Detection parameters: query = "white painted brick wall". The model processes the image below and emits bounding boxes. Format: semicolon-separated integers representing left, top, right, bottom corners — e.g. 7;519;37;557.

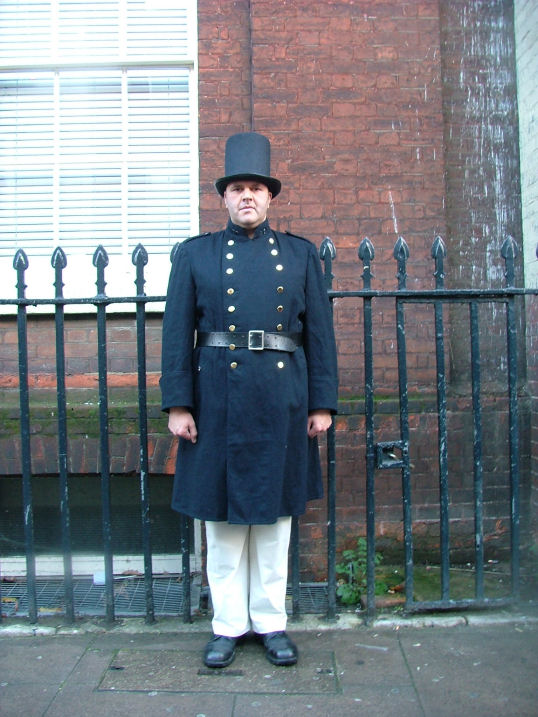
515;0;538;288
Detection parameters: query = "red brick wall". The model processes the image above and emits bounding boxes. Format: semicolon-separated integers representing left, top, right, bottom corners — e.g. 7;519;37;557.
0;316;162;380
199;0;446;285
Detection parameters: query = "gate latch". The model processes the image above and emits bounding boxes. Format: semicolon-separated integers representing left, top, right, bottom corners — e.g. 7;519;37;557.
375;440;408;469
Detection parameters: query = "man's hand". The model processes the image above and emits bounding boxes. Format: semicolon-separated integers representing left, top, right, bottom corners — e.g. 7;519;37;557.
168;407;198;443
307;409;332;438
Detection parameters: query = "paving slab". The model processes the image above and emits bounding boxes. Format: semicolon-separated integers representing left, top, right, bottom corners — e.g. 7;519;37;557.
100;643;338;694
232;687;422;717
45;688;235;717
0;633;94;717
399;622;538;717
302;629;411;688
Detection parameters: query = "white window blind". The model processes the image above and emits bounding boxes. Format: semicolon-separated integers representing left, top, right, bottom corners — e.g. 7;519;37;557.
0;0;198;306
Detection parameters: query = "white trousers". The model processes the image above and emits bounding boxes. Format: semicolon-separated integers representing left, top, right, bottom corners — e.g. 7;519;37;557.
205;517;292;637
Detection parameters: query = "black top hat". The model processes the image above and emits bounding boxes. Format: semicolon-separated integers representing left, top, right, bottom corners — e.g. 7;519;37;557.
214;132;281;198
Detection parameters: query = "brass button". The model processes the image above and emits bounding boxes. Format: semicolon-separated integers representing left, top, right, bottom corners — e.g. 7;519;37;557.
226;267;234;274
277;305;284;312
229;344;236;351
277;361;285;369
228;305;235;312
230;362;238;369
226;252;234;260
229;324;236;331
276;324;283;331
277;286;284;293
276;264;283;271
227;288;234;295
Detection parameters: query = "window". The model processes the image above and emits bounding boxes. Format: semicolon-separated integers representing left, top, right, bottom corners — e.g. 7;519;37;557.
0;0;198;306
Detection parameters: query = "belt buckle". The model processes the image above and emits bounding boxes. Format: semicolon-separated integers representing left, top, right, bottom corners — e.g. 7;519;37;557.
248;329;264;351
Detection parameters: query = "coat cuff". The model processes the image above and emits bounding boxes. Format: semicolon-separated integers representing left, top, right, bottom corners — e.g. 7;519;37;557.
159;372;194;413
308;377;338;414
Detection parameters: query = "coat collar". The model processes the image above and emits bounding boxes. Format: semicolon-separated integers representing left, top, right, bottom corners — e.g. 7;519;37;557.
226;218;272;240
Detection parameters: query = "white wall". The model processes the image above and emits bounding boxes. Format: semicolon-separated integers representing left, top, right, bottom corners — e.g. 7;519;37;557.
515;0;538;288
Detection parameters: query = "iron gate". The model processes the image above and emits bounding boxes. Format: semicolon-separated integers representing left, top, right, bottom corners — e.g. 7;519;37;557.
323;235;533;623
0;236;536;624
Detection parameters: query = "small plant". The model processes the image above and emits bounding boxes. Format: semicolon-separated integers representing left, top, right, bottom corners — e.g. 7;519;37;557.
336;537;388;605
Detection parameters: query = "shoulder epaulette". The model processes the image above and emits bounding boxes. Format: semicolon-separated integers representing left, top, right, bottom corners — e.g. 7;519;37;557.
285;230;312;243
184;231;211;243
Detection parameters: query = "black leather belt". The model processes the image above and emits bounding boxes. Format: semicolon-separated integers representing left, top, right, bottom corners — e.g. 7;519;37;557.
196;330;302;353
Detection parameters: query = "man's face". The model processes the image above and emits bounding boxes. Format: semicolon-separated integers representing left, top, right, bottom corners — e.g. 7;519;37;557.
223;180;272;233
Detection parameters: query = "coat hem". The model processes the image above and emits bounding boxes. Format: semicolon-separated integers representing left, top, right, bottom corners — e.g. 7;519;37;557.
170;503;321;525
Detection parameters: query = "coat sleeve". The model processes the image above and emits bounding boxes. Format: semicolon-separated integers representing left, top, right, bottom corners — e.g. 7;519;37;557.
159;242;196;412
303;242;339;413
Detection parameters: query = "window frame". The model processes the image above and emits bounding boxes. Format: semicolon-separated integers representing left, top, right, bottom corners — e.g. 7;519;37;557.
0;1;199;313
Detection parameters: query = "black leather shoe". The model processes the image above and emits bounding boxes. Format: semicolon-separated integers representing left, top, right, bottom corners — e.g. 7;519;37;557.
262;631;298;666
203;635;238;668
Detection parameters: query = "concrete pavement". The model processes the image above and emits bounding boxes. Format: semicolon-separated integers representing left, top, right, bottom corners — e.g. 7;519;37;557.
1;609;537;717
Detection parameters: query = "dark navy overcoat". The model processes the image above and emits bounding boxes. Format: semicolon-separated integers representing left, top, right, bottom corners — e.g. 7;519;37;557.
160;218;338;524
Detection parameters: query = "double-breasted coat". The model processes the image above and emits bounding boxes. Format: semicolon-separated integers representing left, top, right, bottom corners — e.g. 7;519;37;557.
160;218;338;524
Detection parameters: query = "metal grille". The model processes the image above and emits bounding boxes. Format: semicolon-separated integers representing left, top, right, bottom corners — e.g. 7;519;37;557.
1;578;327;618
287;583;329;614
1;576;187;618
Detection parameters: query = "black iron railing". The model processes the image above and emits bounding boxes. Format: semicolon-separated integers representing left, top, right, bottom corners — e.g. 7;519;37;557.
1;237;536;625
322;235;536;621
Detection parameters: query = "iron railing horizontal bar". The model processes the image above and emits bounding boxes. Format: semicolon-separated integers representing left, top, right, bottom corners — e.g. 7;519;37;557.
329;289;537;298
0;296;168;307
405;596;516;613
1;287;537;309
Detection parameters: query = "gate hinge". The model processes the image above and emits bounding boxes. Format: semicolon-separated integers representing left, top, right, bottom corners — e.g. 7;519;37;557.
375;440;408;469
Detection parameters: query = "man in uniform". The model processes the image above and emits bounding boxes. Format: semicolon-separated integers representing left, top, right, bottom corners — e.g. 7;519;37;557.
160;132;338;668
